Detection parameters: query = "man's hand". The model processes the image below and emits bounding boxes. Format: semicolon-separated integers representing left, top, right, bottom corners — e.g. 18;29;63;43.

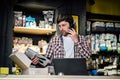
31;56;39;65
68;28;79;44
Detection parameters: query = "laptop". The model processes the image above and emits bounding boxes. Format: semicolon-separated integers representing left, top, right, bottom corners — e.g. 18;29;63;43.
52;58;88;75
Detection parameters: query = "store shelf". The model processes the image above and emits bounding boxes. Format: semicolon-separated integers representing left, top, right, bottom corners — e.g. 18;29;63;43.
92;26;105;32
14;27;56;35
91;26;120;34
88;19;120;22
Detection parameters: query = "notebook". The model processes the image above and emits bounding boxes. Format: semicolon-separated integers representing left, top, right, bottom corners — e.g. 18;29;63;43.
52;58;88;75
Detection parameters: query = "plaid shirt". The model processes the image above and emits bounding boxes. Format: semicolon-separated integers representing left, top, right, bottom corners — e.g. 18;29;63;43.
45;35;92;59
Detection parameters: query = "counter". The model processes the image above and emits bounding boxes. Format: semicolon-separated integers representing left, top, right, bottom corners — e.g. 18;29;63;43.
0;75;120;80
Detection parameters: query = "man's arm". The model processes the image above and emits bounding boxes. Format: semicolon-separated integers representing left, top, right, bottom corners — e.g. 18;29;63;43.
74;35;92;58
45;38;54;59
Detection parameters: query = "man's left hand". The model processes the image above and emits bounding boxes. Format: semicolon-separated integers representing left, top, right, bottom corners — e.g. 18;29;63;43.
68;28;79;44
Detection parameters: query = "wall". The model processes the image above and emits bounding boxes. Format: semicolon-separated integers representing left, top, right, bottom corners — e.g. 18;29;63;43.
0;0;14;74
87;0;120;16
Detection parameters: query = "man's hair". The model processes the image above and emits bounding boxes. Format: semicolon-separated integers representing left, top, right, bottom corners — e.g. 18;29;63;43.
57;14;74;28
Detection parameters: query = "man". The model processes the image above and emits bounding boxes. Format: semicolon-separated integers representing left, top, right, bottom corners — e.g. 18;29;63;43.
32;14;92;65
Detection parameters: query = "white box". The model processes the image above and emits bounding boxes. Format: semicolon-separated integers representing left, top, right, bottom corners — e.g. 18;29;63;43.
22;68;49;75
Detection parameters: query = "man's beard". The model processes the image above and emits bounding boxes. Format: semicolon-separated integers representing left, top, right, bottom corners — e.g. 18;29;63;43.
61;31;70;36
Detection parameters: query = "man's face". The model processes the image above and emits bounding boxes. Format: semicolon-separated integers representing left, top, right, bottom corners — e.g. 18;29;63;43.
58;21;70;36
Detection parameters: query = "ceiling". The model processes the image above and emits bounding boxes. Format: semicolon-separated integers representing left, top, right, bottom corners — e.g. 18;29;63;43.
15;0;66;10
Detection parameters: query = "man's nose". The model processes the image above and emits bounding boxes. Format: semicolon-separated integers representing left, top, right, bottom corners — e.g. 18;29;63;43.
60;27;63;30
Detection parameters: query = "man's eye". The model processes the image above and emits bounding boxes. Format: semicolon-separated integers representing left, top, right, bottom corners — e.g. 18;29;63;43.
58;25;61;28
62;24;66;27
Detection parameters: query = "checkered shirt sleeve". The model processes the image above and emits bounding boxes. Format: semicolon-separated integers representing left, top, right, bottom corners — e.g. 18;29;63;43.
74;35;92;58
45;36;64;59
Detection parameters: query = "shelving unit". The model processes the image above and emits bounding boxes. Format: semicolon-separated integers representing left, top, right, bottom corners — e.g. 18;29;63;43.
13;0;58;45
14;27;56;35
86;13;120;76
86;13;120;38
87;13;120;33
12;1;58;56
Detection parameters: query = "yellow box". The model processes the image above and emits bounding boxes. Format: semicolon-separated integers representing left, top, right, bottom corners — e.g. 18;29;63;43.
0;67;9;74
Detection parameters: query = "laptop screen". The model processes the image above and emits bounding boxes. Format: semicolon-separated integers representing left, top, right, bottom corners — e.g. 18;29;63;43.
52;58;88;75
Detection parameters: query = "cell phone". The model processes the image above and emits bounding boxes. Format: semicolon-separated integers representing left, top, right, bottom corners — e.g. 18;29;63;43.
67;23;75;35
70;23;75;29
66;25;74;34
